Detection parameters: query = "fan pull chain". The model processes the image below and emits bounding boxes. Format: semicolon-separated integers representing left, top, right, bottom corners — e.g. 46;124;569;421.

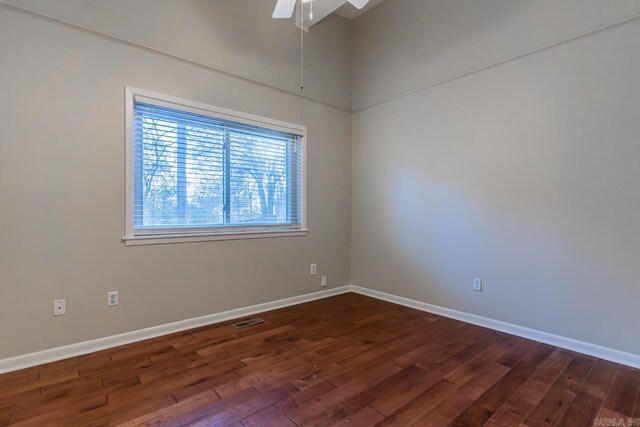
299;0;304;124
300;0;304;92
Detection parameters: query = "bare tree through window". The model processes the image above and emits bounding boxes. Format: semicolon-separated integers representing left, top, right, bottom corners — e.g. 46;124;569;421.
133;101;301;232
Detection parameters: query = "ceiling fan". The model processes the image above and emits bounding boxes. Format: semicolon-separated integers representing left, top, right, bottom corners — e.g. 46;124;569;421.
273;0;370;20
274;0;371;92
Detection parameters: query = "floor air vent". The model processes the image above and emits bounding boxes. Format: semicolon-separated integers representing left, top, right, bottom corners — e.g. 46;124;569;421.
233;318;264;329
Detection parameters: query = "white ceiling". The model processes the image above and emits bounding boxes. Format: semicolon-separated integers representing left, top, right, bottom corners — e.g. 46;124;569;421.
333;0;386;19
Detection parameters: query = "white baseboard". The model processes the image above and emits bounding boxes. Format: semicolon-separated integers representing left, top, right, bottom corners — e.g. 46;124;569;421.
0;286;351;374
3;284;638;374
351;285;640;370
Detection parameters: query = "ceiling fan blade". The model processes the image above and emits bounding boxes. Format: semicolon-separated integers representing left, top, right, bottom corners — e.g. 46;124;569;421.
346;0;370;9
273;0;297;18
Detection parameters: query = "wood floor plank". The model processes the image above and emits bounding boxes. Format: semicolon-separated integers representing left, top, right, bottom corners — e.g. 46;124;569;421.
0;293;636;426
377;380;459;426
371;358;461;416
634;382;640;419
10;394;108;426
118;389;220;427
456;362;511;401
190;384;298;426
68;394;177;427
332;406;385;426
449;359;538;426
241;404;285;426
494;338;540;368
257;415;297;427
285;363;401;425
485;348;576;426
593;365;640;426
523;355;596;426
558;359;619;427
416;391;474;426
324;365;429;423
0;388;40;417
444;342;511;385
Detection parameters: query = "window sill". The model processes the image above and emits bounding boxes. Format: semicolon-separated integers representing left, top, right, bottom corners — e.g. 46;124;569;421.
123;229;308;246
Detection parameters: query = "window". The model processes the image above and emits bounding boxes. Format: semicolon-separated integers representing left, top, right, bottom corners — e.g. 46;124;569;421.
124;88;306;245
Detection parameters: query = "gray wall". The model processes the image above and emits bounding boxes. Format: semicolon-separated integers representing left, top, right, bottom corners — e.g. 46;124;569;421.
352;0;640;110
0;2;352;358
3;0;353;110
352;0;640;354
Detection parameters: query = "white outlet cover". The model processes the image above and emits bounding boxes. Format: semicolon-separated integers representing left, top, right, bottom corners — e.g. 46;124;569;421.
321;276;328;287
108;291;118;306
473;278;483;292
310;264;317;276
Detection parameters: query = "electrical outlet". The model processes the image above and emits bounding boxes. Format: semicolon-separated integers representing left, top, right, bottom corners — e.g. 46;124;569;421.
320;276;328;287
108;291;118;306
473;278;483;292
310;264;317;276
53;299;66;316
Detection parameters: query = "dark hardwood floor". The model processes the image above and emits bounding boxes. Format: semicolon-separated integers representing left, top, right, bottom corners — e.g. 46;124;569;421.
1;293;638;426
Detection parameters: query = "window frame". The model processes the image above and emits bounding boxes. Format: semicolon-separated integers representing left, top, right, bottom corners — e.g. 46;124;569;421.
123;87;308;246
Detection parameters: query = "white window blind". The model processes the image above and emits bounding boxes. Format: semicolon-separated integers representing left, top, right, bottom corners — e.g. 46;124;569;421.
131;96;304;237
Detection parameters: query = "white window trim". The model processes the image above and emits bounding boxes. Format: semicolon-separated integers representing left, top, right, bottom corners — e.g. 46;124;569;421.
123;86;308;246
